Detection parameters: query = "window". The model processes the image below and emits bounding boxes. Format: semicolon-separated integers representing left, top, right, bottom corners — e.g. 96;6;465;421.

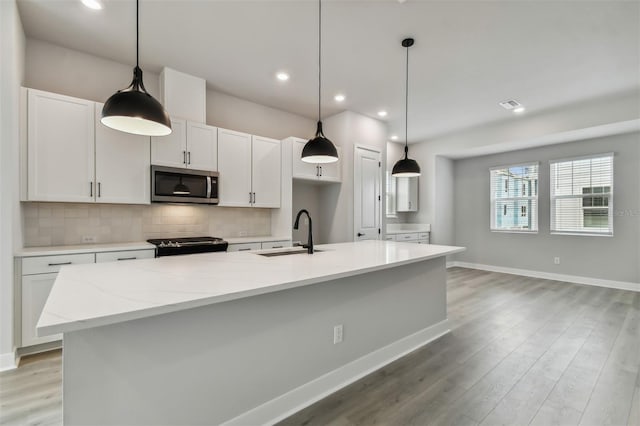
490;163;539;232
550;153;613;236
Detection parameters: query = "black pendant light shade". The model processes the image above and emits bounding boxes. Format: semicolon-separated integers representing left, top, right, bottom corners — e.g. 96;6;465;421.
172;178;190;195
302;121;338;164
301;0;338;164
101;0;172;137
392;38;421;177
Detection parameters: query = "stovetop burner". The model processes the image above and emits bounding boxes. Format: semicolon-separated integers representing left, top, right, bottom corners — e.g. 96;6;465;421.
147;237;228;257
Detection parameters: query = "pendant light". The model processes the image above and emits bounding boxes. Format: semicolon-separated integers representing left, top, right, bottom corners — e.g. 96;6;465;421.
392;38;421;177
172;177;190;195
301;0;338;164
101;0;172;137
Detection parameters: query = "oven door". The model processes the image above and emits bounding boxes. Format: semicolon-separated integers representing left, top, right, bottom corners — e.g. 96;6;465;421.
151;165;219;204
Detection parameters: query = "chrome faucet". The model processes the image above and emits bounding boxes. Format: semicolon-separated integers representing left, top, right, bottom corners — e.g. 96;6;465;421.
293;209;314;254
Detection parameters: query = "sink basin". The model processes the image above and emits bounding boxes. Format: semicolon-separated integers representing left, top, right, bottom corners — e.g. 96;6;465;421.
256;248;323;257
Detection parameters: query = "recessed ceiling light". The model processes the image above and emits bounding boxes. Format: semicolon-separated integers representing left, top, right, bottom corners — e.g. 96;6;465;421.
377;110;388;117
334;94;346;102
390;135;398;141
276;72;290;82
81;0;103;10
513;106;526;114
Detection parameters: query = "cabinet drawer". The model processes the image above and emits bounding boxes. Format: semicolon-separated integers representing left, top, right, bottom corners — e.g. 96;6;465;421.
396;233;419;241
261;240;292;250
96;249;155;263
227;243;262;252
22;253;95;275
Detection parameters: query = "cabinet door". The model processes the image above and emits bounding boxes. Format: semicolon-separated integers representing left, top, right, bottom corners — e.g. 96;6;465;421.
186;122;217;171
227;242;262;252
22;273;62;347
95;104;151;204
27;89;95;202
251;136;281;208
217;128;252;207
292;138;320;181
151;118;187;168
396;176;418;212
318;146;342;182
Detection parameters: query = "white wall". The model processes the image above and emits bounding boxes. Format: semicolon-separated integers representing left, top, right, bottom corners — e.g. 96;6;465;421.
0;0;25;370
320;111;387;243
409;90;640;245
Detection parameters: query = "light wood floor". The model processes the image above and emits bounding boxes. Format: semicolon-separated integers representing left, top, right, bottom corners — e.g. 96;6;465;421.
1;268;638;426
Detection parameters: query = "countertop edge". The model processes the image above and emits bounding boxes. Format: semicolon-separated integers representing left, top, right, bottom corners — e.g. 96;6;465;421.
15;242;156;257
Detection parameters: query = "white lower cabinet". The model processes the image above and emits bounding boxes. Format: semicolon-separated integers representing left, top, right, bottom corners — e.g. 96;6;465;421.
227;242;262;252
21;273;62;347
387;232;430;244
95;249;155;263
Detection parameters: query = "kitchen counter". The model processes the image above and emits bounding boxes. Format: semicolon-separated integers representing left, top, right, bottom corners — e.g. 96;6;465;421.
46;240;464;425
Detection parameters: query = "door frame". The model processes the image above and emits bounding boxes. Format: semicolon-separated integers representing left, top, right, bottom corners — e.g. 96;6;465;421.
353;144;383;241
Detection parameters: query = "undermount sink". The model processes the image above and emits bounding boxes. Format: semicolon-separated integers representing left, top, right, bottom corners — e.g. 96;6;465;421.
256;248;323;257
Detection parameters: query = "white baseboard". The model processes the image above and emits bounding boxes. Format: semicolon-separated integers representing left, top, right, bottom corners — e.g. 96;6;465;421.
447;261;639;293
0;351;17;372
223;319;451;426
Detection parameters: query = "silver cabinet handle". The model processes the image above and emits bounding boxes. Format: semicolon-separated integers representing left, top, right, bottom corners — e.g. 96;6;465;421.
98;182;101;198
316;165;320;177
90;182;93;197
249;192;253;203
238;248;251;251
252;192;256;204
320;166;323;177
48;261;72;266
272;245;283;249
117;257;137;261
188;151;191;165
183;150;187;164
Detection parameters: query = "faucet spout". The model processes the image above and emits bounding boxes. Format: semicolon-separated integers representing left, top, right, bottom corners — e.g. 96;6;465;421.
293;209;314;254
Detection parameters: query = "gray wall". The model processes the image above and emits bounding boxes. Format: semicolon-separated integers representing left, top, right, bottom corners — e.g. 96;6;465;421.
453;132;640;283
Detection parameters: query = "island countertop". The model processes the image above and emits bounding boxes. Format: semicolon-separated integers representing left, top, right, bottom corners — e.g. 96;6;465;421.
37;240;464;336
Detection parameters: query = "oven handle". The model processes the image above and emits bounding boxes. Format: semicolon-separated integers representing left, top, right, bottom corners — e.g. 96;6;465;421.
206;176;212;199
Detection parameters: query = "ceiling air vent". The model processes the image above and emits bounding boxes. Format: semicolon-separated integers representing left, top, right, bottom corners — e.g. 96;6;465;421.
499;100;522;110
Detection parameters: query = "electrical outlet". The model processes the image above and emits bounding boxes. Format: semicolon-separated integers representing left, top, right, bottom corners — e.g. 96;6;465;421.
82;235;96;243
554;257;560;265
333;324;343;344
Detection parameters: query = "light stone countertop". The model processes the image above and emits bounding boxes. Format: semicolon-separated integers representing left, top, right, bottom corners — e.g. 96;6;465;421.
386;223;431;234
37;240;464;336
15;242;156;257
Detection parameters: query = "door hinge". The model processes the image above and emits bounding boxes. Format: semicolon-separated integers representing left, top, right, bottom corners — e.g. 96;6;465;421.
378;228;381;234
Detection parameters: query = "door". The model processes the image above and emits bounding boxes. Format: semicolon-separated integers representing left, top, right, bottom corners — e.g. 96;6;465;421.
186;122;217;171
95;104;151;204
27;89;95;202
292;138;320;180
151;118;187;168
22;273;62;346
217;128;252;207
251;136;281;208
354;146;382;241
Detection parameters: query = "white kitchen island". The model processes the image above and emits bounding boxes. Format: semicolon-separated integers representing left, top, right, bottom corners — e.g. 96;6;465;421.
37;240;464;425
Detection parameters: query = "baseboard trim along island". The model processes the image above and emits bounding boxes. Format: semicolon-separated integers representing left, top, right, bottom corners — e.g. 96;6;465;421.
37;240;465;425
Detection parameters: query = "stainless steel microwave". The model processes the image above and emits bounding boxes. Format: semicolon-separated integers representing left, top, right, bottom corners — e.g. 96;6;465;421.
151;165;219;205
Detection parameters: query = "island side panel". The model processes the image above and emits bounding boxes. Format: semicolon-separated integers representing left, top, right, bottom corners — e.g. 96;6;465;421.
63;257;447;425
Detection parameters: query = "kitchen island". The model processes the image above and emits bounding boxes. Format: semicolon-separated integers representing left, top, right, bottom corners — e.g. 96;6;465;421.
37;240;464;425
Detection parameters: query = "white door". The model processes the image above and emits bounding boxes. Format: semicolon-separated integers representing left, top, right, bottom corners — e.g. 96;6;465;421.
251;136;281;208
292;138;320;180
95;104;151;204
186;122;217;171
22;273;62;347
27;89;95;202
217;128;252;207
151;118;187;168
354;146;382;241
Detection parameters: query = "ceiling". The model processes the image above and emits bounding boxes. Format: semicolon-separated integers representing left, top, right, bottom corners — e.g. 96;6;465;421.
17;0;640;142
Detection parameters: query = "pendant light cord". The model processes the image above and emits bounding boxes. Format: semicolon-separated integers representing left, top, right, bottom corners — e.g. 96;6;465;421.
318;0;322;123
136;0;139;68
404;41;409;158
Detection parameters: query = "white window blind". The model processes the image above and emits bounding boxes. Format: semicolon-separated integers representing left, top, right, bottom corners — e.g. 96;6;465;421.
490;163;539;232
550;153;613;236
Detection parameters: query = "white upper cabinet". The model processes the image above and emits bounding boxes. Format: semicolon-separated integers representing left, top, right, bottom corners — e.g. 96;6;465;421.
217;130;281;208
186;122;217;171
290;137;341;183
94;103;151;204
151;119;217;171
396;176;418;212
251;136;281;208
217;128;252;207
26;89;95;202
151;118;187;168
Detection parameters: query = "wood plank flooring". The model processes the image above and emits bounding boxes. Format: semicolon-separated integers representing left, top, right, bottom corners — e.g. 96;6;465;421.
1;267;638;426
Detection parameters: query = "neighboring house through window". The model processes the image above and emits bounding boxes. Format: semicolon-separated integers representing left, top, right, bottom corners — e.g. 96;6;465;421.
490;163;539;232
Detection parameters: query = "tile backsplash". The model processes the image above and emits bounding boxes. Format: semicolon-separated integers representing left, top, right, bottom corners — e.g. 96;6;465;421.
22;203;271;247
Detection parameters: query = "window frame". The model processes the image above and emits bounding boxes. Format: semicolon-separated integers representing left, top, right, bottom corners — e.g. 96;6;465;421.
489;162;540;234
549;153;614;237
